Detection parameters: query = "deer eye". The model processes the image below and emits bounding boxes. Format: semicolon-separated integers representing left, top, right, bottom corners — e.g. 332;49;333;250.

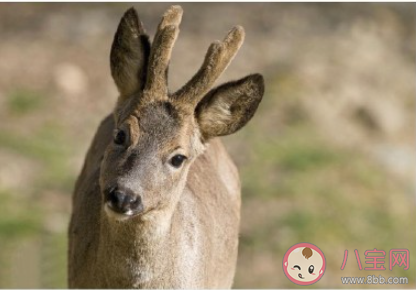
308;265;314;274
170;154;187;168
114;130;126;145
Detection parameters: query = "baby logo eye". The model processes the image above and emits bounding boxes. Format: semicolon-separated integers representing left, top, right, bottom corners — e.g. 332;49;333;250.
283;243;326;286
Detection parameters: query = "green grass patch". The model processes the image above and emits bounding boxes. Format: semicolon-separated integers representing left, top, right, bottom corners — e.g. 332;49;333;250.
7;89;45;115
0;122;76;192
40;232;68;288
0;190;42;239
234;109;415;287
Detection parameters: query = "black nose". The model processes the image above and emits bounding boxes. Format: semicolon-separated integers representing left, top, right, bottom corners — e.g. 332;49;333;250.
105;187;143;215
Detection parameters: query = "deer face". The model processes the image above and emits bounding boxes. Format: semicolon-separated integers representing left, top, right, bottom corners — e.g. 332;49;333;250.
99;6;264;221
100;98;203;220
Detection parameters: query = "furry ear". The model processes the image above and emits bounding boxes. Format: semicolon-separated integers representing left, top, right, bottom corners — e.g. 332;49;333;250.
195;74;264;140
110;8;151;99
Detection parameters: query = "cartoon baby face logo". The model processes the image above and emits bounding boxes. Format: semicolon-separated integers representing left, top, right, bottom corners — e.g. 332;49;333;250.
283;243;326;286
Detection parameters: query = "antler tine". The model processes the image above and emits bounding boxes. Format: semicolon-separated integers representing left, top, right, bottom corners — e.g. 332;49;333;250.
173;26;245;106
144;5;183;98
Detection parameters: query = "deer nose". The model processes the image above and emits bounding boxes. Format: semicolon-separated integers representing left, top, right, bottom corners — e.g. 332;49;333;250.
105;187;143;215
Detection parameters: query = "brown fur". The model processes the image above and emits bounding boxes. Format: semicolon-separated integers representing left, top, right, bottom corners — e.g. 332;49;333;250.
110;8;150;98
68;5;264;289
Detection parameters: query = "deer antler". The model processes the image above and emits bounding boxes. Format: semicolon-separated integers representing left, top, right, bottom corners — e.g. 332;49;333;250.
138;5;244;108
172;26;245;106
144;5;183;100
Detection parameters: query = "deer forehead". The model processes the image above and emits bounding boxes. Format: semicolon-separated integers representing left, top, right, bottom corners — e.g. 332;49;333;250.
121;101;197;151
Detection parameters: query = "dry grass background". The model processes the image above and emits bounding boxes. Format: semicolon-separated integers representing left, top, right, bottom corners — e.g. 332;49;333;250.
0;3;414;288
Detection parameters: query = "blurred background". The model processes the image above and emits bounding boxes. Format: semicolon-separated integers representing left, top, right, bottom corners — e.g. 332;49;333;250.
0;3;414;288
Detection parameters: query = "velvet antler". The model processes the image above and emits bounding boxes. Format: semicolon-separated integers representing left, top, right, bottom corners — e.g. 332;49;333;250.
172;26;245;107
143;5;183;101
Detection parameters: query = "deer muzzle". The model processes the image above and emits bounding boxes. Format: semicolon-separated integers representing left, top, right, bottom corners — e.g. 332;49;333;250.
104;186;144;216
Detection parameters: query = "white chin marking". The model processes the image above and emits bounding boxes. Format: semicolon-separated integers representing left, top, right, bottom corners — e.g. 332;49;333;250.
104;203;134;221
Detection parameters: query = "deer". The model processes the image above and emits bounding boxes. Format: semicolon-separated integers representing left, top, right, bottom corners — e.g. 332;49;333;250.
68;5;264;289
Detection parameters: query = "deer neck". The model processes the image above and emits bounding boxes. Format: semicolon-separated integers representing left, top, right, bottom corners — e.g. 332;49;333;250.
97;209;175;287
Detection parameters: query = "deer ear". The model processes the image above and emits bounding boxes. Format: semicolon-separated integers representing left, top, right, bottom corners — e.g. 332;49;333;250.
110;8;151;99
195;74;264;140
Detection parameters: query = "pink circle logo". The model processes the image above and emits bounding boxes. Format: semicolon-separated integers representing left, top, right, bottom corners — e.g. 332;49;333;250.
283;243;326;286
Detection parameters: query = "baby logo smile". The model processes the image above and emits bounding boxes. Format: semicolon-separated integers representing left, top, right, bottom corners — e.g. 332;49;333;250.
283;242;326;286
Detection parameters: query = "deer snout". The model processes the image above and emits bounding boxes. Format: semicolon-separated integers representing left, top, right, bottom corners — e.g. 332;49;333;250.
104;186;143;216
